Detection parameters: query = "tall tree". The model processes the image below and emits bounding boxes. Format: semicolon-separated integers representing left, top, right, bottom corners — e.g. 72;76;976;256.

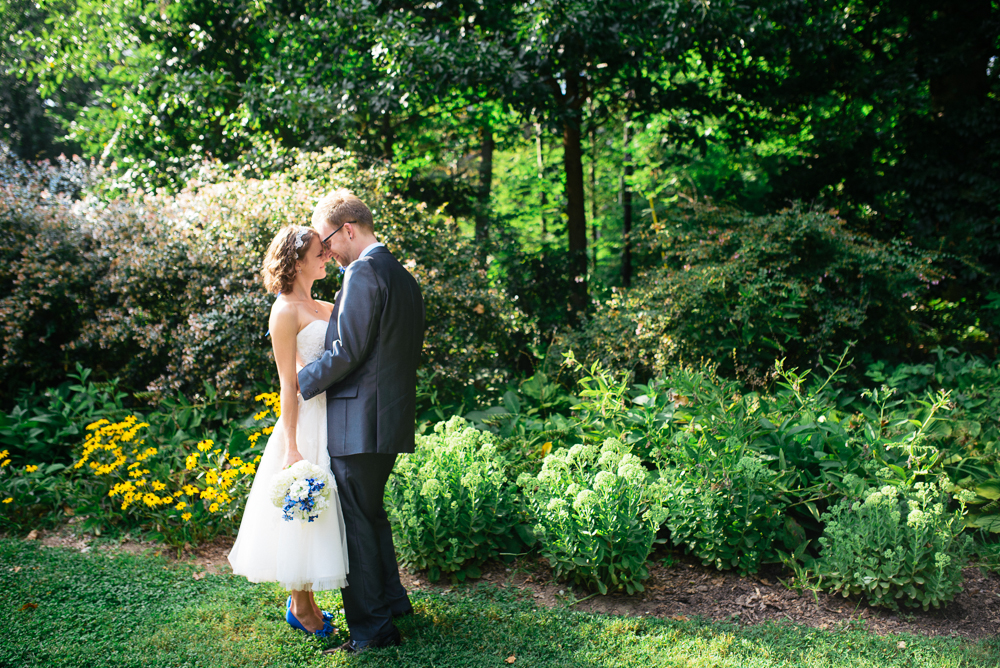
499;0;708;308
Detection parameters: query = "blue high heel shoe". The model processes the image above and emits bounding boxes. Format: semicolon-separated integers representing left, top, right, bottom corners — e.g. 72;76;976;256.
287;596;334;623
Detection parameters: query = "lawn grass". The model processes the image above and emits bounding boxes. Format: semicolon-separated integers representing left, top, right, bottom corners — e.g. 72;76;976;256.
1;538;997;668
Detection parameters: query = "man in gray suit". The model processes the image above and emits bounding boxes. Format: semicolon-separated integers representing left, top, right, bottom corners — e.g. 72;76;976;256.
298;188;424;653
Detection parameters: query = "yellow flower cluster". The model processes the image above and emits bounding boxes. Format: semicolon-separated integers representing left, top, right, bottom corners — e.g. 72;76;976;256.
71;409;271;531
248;392;280;446
3;393;277;538
254;392;281;418
76;416;150;476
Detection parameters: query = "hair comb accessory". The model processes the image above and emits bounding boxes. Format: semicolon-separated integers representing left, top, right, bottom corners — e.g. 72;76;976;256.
293;227;309;250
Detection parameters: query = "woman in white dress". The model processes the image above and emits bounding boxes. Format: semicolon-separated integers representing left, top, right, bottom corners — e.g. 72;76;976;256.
228;225;349;637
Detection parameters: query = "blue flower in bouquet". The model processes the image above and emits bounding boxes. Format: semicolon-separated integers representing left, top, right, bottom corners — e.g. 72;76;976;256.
269;461;334;523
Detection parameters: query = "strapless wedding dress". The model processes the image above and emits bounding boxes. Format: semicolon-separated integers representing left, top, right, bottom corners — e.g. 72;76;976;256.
228;319;349;591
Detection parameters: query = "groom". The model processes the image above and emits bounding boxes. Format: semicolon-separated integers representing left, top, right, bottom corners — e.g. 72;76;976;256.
298;188;424;653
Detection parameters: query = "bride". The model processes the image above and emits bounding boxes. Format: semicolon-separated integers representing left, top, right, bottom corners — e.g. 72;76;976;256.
228;225;349;637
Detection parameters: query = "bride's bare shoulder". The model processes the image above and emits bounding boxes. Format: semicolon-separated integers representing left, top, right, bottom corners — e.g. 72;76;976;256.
269;295;300;330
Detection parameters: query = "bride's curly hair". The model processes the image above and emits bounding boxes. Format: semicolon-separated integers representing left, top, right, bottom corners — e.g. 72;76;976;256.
261;225;318;294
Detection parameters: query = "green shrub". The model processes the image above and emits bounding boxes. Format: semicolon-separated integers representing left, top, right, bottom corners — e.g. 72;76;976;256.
0;366;130;466
387;417;521;583
567;202;944;380
660;449;784;575
810;479;971;610
518;438;667;595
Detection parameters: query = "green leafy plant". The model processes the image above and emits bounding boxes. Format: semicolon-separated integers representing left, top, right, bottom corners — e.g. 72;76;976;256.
464;371;581;463
0;365;128;465
518;438;667;595
660;443;785;575
805;479;972;610
387;416;521;583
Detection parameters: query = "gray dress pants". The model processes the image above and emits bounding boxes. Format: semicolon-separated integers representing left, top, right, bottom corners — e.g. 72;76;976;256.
330;453;411;642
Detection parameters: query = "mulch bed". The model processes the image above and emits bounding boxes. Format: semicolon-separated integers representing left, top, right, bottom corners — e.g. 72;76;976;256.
451;553;1000;641
30;530;1000;640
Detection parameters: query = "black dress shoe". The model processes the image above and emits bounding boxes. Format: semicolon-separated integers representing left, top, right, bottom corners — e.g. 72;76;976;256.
325;626;401;654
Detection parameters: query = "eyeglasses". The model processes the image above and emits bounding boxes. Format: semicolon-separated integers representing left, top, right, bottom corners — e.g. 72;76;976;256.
321;221;354;247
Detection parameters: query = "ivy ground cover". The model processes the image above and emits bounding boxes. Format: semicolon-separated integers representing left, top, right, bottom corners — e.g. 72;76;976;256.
2;539;998;668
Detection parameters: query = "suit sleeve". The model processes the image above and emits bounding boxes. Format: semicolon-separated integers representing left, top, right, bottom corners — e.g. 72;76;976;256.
298;261;382;400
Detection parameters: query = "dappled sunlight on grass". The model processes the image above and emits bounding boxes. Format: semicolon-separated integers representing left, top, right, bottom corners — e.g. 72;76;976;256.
1;540;996;668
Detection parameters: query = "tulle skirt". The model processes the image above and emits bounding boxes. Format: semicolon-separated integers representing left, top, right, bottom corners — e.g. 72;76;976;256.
228;392;349;591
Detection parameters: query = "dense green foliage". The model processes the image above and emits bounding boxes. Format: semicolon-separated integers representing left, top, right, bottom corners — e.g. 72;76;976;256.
5;0;997;318
661;453;784;576
387;417;521;583
0;148;534;406
570;203;946;379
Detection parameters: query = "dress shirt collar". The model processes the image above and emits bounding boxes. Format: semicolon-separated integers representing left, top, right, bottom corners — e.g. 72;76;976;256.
359;242;385;259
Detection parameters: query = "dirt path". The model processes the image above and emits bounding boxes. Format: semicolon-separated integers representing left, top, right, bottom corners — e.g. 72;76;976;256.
31;530;1000;641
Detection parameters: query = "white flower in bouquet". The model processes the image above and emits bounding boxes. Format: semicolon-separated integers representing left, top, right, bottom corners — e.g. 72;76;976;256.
269;460;333;522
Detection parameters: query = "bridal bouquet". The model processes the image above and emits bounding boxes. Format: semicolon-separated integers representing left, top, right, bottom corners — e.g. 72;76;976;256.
269;461;333;523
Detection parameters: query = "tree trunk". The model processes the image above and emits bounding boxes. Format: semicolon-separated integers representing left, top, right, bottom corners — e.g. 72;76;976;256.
564;120;588;315
621;122;633;288
563;126;587;255
589;126;599;271
381;111;394;161
475;124;494;241
535;122;546;236
589;127;599;237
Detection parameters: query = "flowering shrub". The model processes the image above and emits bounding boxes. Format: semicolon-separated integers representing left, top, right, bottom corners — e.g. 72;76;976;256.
0;148;534;407
809;479;972;610
71;415;258;546
518;439;668;595
387;416;521;583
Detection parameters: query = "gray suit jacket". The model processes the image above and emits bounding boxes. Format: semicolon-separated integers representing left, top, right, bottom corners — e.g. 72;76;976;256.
298;247;424;456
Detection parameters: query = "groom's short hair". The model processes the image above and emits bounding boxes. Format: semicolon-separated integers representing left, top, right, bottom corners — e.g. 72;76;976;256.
312;188;375;232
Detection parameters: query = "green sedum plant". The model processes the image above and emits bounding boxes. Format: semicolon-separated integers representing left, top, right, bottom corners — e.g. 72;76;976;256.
660;450;784;576
518;438;667;595
810;478;972;610
387;417;520;583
